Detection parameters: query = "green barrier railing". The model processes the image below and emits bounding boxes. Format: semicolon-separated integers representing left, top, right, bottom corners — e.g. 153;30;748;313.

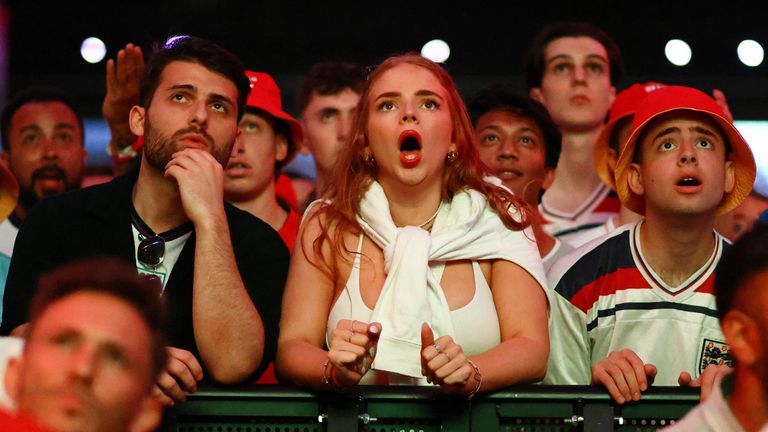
163;384;700;432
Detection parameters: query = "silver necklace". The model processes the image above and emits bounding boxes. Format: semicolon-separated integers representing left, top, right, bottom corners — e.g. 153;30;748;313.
417;204;441;229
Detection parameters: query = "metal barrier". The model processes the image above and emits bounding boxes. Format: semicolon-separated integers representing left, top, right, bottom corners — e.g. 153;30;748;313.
163;384;700;432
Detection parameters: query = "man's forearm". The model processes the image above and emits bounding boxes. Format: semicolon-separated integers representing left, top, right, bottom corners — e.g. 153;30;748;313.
192;221;265;383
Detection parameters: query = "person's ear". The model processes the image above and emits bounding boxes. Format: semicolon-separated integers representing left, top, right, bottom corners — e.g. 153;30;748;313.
542;167;555;190
608;85;616;106
529;88;544;104
275;135;289;163
721;310;758;366
127;396;164;432
5;356;20;404
627;162;645;197
129;106;146;137
724;160;735;194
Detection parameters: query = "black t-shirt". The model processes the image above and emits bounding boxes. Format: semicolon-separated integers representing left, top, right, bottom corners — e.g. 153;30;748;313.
1;171;289;382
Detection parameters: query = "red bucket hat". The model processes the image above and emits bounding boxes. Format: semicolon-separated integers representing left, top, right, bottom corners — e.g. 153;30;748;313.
615;85;756;215
245;71;304;169
594;82;666;191
0;162;18;221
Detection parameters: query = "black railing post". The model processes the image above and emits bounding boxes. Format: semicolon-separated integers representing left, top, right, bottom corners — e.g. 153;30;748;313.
325;394;359;432
582;401;615;432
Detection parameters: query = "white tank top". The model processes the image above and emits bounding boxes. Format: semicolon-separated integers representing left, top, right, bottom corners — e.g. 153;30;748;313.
326;235;501;385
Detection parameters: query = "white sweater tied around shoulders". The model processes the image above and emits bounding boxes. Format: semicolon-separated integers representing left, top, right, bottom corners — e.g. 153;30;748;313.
355;180;546;378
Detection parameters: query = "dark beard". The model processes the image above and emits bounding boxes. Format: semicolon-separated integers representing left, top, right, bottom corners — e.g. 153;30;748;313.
143;115;177;171
142;115;232;169
18;165;72;210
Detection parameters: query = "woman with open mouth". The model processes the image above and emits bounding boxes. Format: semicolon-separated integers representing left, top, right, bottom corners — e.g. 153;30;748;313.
277;54;549;397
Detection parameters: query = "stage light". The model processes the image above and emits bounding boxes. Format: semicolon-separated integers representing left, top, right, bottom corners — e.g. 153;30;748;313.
664;39;692;66
737;39;764;67
421;39;450;63
80;37;106;64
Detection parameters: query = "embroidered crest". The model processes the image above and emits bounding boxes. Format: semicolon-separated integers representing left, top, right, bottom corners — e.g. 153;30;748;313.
699;338;732;374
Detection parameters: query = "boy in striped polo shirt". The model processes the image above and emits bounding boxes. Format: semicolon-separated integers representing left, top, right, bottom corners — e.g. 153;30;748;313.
544;86;756;404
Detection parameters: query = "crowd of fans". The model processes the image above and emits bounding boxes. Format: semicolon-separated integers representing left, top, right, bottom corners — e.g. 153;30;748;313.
0;21;767;432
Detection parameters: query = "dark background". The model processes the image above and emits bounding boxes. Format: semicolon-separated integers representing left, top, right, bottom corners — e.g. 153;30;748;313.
5;0;768;119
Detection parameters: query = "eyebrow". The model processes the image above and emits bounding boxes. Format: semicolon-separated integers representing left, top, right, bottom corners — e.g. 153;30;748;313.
479;124;503;133
208;92;236;107
545;53;609;65
653;125;719;141
653;126;678;140
38;327;132;359
479;122;539;133
19;125;43;134
374;89;445;102
416;90;444;99
169;83;196;92
17;123;78;139
318;107;340;116
692;126;718;137
169;84;235;107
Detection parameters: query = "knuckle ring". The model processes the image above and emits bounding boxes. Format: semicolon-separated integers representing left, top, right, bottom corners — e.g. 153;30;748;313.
434;342;441;353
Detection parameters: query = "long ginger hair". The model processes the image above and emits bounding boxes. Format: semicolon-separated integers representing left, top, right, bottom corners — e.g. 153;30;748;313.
304;54;533;278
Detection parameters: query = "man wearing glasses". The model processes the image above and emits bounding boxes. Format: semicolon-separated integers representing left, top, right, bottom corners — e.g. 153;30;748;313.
1;36;289;406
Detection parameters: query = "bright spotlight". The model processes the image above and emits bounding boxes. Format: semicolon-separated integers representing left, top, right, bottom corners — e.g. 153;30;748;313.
421;39;450;63
80;37;106;64
664;39;692;67
737;39;764;67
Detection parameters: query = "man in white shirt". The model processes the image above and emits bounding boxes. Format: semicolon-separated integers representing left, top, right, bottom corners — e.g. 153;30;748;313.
545;86;756;404
665;223;768;431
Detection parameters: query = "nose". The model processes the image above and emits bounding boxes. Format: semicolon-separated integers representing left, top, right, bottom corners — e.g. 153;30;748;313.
400;104;418;124
498;139;518;160
230;133;245;155
337;112;352;143
41;139;60;160
572;66;587;83
68;345;97;383
190;100;209;128
678;141;698;166
678;153;697;165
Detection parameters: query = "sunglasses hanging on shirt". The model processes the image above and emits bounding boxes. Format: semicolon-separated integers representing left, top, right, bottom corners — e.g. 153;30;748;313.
130;203;194;270
138;234;165;268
